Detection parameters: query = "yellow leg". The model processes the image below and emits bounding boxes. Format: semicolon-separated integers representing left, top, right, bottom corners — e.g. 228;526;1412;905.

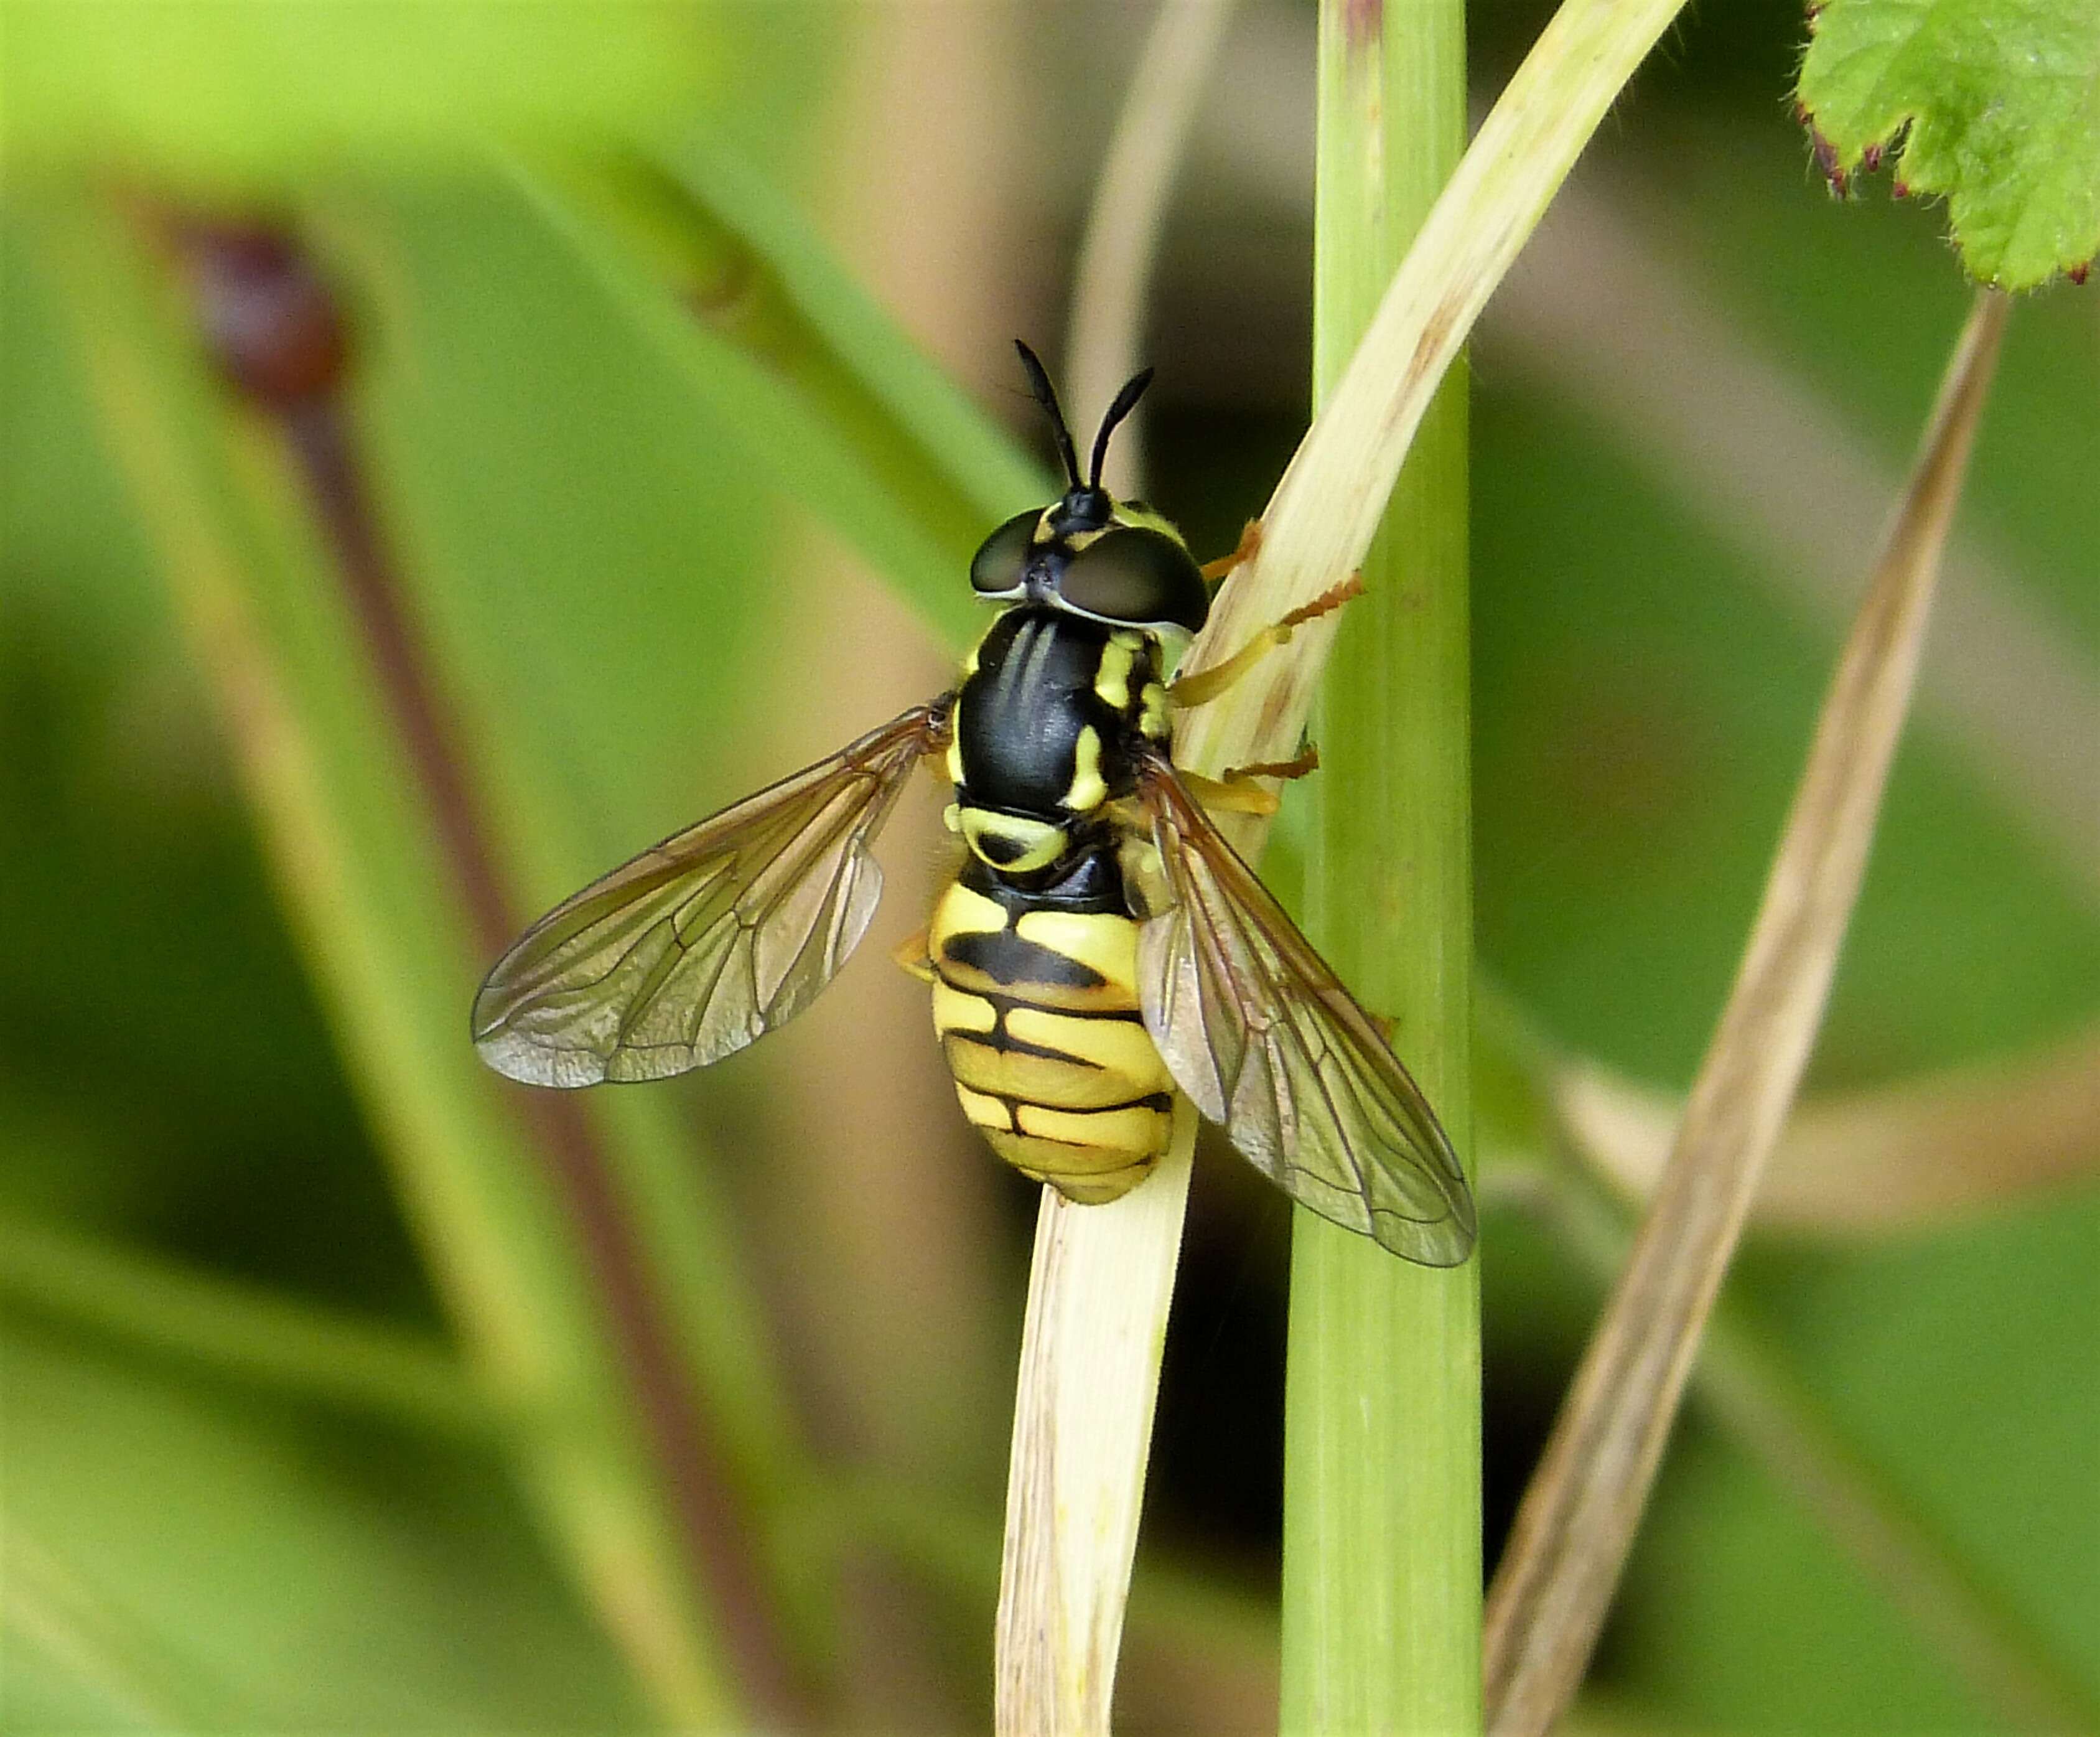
1170;572;1365;710
1200;517;1264;585
891;925;936;983
1174;770;1281;817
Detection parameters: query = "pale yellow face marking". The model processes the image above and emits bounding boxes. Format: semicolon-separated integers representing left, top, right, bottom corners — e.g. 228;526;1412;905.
1064;726;1108;813
931;980;997;1035
941;802;961;833
1014;908;1138;981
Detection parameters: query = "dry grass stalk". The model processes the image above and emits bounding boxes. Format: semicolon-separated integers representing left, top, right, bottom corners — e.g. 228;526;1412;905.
997;4;1694;1726
1065;0;1241;498
1556;1024;2100;1236
994;1112;1197;1735
992;9;1236;1726
1175;0;1689;784
1480;288;2012;1737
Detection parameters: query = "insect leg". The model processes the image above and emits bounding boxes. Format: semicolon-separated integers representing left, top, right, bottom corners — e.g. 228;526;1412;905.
1223;742;1320;784
1199;517;1264;585
891;924;937;983
1168;572;1364;709
1172;769;1281;816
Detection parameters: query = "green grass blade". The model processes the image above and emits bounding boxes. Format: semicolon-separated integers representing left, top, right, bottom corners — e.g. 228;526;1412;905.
33;205;742;1726
1281;2;1478;1731
0;1213;492;1435
507;139;1045;649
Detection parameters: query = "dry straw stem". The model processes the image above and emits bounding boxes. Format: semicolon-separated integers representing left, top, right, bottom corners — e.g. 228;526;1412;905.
1556;1023;2100;1236
1498;1156;2100;1735
997;2;1692;1729
995;1110;1197;1734
991;7;1238;1730
1173;0;1690;783
1064;0;1239;498
1481;288;2012;1737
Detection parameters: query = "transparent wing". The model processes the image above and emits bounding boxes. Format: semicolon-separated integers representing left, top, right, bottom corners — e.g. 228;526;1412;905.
1132;751;1477;1265
473;698;951;1087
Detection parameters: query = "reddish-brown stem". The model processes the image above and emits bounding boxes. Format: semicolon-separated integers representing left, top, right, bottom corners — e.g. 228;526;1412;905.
170;214;806;1727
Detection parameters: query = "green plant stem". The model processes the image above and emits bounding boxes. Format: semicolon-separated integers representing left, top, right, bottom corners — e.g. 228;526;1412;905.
1284;2;1478;1733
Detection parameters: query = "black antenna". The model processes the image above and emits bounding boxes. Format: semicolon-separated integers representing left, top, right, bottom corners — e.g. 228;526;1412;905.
1013;339;1082;490
1089;367;1154;490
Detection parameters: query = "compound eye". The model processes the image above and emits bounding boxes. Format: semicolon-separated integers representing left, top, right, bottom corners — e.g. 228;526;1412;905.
1058;528;1210;633
969;510;1042;597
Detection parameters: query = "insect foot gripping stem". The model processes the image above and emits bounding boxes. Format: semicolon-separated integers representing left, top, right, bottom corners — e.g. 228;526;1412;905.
1167;571;1365;710
1173;742;1321;818
1200;517;1264;585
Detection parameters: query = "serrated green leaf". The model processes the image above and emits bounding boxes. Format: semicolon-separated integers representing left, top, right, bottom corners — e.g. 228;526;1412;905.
1798;0;2100;288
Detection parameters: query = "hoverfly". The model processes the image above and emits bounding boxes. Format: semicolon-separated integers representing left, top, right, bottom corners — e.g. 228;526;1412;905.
473;344;1475;1266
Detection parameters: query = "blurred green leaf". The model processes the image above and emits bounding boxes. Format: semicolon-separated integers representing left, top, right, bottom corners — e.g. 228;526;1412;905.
27;203;745;1724
6;2;709;195
508;137;1045;650
1798;0;2100;287
1;1321;651;1730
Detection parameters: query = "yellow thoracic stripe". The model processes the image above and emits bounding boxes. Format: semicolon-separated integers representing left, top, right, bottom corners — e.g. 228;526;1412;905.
1064;725;1107;813
1093;629;1143;711
1139;678;1169;739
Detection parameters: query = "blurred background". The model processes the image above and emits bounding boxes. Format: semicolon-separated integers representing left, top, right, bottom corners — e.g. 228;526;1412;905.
2;2;2094;1732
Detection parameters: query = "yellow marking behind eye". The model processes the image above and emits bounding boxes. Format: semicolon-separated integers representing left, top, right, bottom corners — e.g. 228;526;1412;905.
1064;726;1107;813
945;695;967;784
1112;502;1187;541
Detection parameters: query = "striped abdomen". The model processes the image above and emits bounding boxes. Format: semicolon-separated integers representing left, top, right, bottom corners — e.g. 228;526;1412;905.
928;867;1174;1203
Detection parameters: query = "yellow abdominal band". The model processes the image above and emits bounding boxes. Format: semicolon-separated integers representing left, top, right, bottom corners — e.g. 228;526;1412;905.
928;880;1175;1202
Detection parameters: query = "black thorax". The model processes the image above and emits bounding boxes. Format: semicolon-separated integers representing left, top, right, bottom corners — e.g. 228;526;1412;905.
953;608;1154;823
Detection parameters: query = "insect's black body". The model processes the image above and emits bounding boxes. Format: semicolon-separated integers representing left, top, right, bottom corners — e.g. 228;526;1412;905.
471;342;1477;1265
932;550;1193;1199
951;608;1140;823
